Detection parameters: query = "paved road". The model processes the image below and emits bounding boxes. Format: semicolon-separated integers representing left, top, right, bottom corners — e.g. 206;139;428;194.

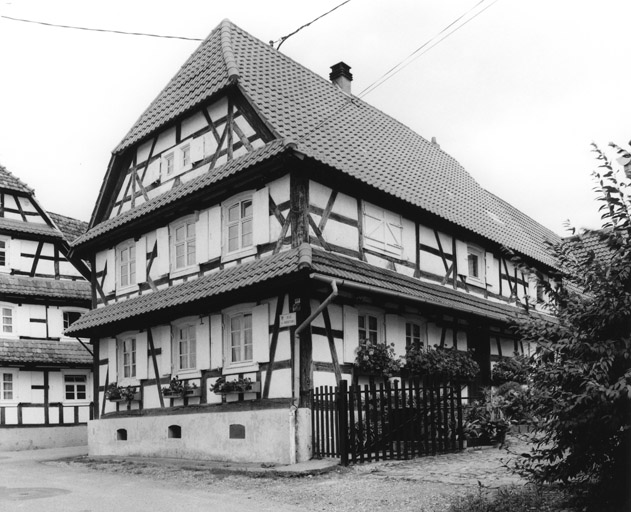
0;446;301;512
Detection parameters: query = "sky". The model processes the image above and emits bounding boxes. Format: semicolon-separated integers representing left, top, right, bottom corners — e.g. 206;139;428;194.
0;0;629;235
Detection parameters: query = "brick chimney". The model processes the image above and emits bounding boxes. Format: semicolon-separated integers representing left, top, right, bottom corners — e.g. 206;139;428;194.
329;62;353;94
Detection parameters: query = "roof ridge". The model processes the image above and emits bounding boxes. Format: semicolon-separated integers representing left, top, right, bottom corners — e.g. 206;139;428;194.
219;19;240;82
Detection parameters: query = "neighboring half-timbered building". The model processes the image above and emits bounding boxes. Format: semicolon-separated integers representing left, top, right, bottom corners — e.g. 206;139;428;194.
67;20;558;464
0;166;93;449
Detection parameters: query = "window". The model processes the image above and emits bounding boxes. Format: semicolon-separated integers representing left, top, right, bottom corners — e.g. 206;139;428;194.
466;246;485;283
63;311;82;330
181;144;191;168
64;375;87;400
363;202;403;255
164;153;174;176
117;242;136;289
1;372;14;400
226;198;253;254
175;324;196;371
405;322;423;349
358;313;381;344
229;312;253;364
121;337;136;378
0;238;8;270
171;218;196;271
1;307;13;334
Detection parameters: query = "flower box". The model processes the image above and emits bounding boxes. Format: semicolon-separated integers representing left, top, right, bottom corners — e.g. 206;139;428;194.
163;387;202;399
212;379;261;395
109;392;141;403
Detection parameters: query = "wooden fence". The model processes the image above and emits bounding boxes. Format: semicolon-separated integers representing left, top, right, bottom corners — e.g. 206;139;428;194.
312;379;464;465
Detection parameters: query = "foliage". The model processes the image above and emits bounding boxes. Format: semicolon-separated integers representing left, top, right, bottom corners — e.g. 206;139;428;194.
463;388;510;445
492;355;530;385
512;141;631;510
211;376;254;393
161;377;198;397
495;381;532;423
448;483;571;512
403;344;480;381
354;339;401;378
105;383;137;401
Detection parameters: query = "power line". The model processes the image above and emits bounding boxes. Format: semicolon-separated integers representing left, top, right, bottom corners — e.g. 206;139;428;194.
0;14;204;41
273;0;351;50
358;0;500;98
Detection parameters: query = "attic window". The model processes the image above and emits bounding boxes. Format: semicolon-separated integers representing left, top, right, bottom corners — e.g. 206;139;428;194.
0;238;9;271
466;246;485;284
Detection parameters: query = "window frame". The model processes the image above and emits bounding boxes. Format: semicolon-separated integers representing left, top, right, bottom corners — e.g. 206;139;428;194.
362;202;403;257
222;192;256;261
404;318;426;350
169;216;197;276
0;236;9;273
358;310;384;345
116;240;137;292
466;245;486;286
172;320;197;373
1;304;14;336
63;373;88;402
118;335;137;383
0;370;17;402
224;307;255;368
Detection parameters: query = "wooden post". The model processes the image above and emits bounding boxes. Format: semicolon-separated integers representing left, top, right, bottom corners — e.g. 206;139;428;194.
43;370;49;425
263;294;285;398
92;337;100;419
337;379;349;466
147;328;164;408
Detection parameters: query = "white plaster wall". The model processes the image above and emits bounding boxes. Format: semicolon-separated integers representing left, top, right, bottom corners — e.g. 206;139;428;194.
0;425;87;451
89;407;296;464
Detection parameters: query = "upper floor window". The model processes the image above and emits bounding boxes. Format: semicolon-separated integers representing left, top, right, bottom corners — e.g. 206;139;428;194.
64;375;87;401
0;238;9;271
174;324;196;371
1;372;14;400
225;197;253;254
1;307;13;334
63;311;82;330
358;313;381;344
117;242;136;289
164;153;175;176
121;337;136;379
181;144;191;168
466;245;485;284
363;202;403;256
228;311;253;364
171;218;196;271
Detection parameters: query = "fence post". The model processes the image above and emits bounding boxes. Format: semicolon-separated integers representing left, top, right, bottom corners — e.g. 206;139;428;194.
337;380;349;466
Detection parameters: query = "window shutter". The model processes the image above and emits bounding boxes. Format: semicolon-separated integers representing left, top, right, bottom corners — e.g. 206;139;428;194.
385;314;404;357
363;203;384;248
48;372;63;403
527;274;538;306
152;326;171;376
136;237;147;284
108;337;118;382
210;314;223;369
9;238;19;271
385;211;402;249
16;307;30;338
196;318;211;370
190;136;204;164
145;159;161;184
103;249;116;294
135;331;148;380
400;218;416;262
50;308;64;339
195;210;209;264
455;240;468;277
17;372;31;403
253;187;270;246
208;206;221;260
153;227;169;276
252;303;270;363
343;306;359;363
485;252;499;292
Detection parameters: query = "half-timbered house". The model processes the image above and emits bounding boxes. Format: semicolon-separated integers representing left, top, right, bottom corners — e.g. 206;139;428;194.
67;20;558;464
0;166;92;449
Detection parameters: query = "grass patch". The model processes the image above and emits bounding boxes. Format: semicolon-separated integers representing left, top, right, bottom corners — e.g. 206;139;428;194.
447;483;572;512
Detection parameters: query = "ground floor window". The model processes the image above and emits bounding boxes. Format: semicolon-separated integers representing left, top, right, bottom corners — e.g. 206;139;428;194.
229;312;253;364
406;322;423;349
175;324;196;371
121;337;136;378
358;313;380;344
64;375;87;400
1;372;13;400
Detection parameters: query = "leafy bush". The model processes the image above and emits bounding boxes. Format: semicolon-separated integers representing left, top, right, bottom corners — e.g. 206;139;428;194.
403;344;479;381
105;383;137;401
161;377;198;397
211;376;254;393
354;339;401;378
495;381;532;423
464;388;510;445
448;484;570;512
492;355;530;385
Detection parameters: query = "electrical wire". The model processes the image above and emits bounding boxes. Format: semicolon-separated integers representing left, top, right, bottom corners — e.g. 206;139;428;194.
358;0;500;98
0;14;204;41
273;0;351;50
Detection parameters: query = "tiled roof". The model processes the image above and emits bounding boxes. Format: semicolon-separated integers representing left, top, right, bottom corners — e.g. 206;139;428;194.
0;274;91;300
73;139;288;247
0;338;92;365
65;247;301;337
0;165;33;194
106;20;558;267
49;212;88;243
0;217;62;238
309;248;541;323
568;228;614;263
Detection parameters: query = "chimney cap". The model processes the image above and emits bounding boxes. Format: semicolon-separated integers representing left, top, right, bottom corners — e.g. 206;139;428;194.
329;61;353;82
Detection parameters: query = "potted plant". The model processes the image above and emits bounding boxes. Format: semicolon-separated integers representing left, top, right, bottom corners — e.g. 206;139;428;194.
105;382;140;402
354;339;401;378
211;376;260;394
402;344;479;382
161;377;200;398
